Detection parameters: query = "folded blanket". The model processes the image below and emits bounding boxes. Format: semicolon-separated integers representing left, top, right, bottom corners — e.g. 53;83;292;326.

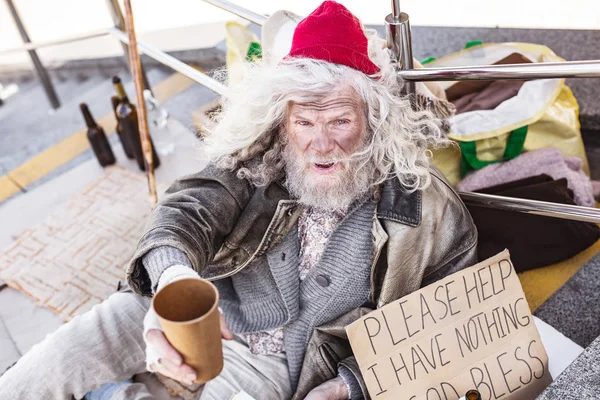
453;79;526;114
466;174;600;271
457;147;594;207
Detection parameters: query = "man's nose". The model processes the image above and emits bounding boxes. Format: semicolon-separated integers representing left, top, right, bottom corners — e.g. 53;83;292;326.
311;127;335;154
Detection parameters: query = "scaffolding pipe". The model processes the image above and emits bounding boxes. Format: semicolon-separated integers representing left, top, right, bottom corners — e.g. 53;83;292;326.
152;0;600;224
199;0;600;83
391;0;401;20
109;28;228;96
105;0;151;92
109;30;598;223
400;60;600;81
0;29;110;56
123;0;157;206
201;0;266;25
459;192;600;224
385;12;416;95
5;0;60;109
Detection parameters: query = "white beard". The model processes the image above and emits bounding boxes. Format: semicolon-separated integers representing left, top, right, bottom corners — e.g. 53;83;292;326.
282;143;375;211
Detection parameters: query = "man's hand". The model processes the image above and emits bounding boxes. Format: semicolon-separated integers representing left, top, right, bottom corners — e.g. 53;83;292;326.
146;312;233;385
304;376;349;400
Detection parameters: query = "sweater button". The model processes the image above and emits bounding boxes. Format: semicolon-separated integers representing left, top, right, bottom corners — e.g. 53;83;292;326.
315;274;330;287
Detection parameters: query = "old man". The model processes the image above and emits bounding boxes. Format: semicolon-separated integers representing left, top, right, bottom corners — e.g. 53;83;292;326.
0;1;476;399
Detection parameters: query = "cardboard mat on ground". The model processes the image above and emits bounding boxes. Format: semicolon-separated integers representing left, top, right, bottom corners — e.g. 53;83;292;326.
346;250;552;400
0;166;167;321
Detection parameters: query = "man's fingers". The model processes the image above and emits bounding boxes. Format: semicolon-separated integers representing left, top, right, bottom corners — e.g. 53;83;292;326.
158;357;196;375
146;319;229;384
146;329;183;365
159;357;197;382
220;313;233;340
146;330;197;384
150;359;197;385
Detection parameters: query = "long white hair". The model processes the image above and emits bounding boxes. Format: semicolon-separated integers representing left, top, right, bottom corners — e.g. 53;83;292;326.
203;30;448;192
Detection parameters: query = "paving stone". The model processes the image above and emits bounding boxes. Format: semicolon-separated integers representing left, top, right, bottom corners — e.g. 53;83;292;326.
0;287;62;357
537;335;600;399
535;250;600;348
0;313;21;374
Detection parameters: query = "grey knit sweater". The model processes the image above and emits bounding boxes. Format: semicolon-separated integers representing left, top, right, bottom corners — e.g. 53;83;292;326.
143;198;376;395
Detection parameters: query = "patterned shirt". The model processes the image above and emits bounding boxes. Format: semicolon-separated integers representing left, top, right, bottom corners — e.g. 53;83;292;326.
246;206;346;355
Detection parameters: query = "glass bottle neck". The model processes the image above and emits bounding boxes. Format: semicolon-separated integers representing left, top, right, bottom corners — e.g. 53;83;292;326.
114;82;129;103
80;104;97;128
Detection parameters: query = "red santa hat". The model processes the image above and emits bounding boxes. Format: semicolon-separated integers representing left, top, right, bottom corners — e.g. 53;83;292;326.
286;1;380;76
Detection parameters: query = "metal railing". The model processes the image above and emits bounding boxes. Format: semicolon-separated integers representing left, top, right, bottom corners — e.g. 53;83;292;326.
460;192;600;224
1;0;151;107
193;0;600;84
5;1;600;101
193;0;600;224
5;0;60;108
0;29;110;55
399;60;600;81
3;0;600;223
109;28;228;96
200;0;266;25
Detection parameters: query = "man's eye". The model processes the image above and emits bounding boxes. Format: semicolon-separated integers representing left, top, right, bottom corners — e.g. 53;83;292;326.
336;119;350;125
297;121;311;126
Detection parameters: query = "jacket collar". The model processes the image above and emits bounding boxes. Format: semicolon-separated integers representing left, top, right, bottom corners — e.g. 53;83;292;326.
275;176;422;227
376;177;422;227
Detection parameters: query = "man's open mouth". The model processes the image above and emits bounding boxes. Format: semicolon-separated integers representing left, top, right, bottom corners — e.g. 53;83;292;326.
314;162;335;170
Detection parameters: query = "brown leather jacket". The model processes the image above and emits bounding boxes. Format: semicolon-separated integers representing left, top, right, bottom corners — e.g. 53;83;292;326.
127;164;477;399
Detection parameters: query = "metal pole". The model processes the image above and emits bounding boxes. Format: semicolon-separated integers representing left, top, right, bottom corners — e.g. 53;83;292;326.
198;1;600;84
109;28;229;96
123;0;157;207
200;0;266;25
385;12;416;96
105;0;151;92
5;0;60;109
108;13;600;225
460;192;600;224
399;60;600;81
399;15;415;96
0;29;110;56
391;0;401;20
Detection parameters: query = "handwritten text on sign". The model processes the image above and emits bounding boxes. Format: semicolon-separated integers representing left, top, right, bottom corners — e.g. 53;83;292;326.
346;250;552;400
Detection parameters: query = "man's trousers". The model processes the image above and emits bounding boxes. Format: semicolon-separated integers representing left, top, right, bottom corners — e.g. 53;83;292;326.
0;291;292;400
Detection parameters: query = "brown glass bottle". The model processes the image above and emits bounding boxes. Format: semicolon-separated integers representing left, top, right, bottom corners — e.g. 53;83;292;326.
465;389;482;400
112;76;160;171
111;95;135;159
80;103;116;167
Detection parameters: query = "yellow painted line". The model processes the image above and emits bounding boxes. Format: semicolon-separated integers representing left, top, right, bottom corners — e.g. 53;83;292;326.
153;70;199;104
0;66;207;203
8;114;116;189
0;175;22;201
520;235;600;312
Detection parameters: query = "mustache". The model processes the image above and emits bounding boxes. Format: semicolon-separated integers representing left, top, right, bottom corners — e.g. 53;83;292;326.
307;157;341;165
303;151;351;165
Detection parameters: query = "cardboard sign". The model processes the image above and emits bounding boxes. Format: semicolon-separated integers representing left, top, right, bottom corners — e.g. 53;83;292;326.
346;250;552;400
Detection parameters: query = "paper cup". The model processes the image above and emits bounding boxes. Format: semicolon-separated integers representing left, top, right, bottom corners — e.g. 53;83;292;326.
152;278;223;383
